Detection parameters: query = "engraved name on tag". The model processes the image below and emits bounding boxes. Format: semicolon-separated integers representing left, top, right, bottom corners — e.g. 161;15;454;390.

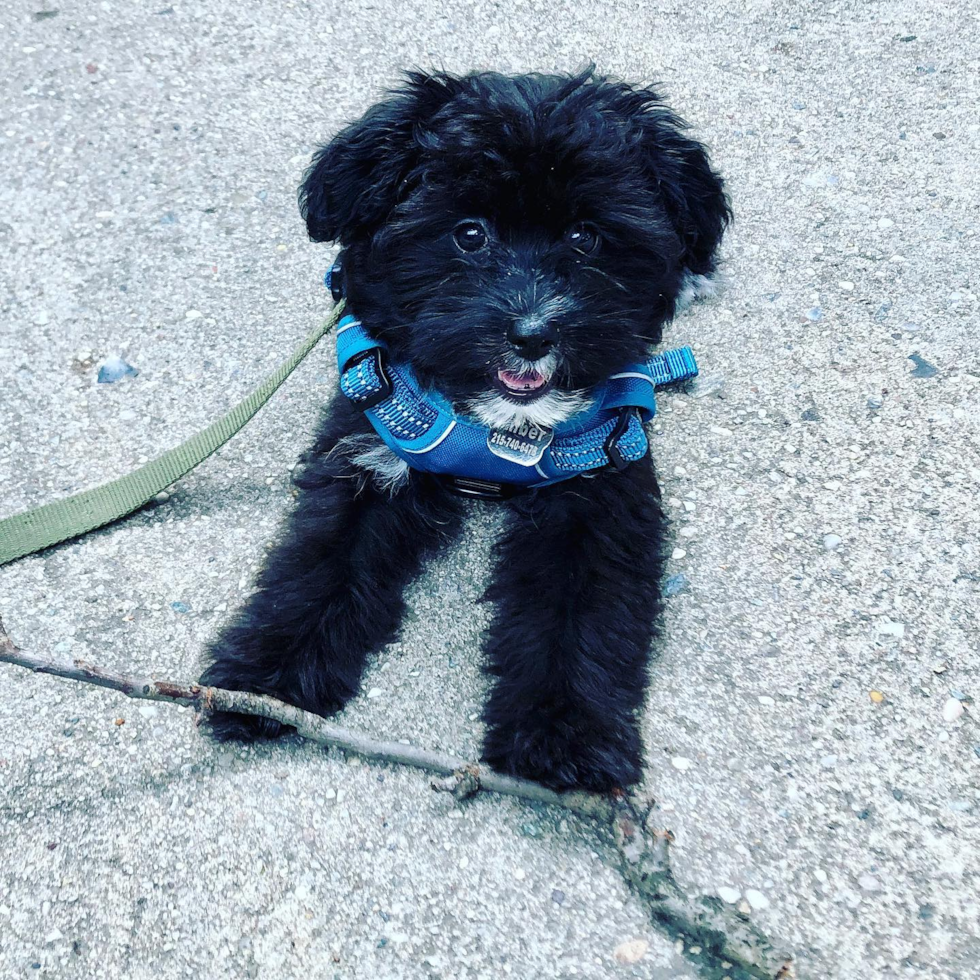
486;420;554;467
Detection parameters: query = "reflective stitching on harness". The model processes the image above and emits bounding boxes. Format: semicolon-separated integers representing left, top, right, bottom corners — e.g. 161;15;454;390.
373;383;438;439
341;356;438;440
550;413;645;472
401;420;457;454
647;348;698;385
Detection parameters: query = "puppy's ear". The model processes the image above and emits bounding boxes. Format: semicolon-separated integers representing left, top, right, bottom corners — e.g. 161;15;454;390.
300;71;459;244
632;95;732;276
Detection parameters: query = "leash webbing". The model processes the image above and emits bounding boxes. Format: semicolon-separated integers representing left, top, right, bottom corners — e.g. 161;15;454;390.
0;302;344;567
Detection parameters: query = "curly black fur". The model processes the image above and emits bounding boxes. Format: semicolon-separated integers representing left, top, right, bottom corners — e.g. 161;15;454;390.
202;67;729;790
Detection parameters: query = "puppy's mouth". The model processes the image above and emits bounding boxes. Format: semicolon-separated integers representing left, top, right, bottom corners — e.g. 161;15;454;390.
494;366;554;400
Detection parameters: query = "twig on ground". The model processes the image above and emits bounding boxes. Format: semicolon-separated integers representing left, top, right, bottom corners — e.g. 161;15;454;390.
0;615;794;979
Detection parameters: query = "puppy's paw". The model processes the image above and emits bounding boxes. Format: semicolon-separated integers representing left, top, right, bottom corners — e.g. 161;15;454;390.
482;722;642;793
198;654;350;743
198;659;292;743
204;709;289;742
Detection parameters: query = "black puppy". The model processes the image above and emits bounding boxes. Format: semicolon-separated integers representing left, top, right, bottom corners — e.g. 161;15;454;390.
201;68;729;791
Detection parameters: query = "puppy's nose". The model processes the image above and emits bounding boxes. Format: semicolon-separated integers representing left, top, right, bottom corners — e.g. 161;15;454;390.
506;317;558;360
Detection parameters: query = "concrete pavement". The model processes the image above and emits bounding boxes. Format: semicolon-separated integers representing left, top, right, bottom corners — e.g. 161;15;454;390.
1;1;978;977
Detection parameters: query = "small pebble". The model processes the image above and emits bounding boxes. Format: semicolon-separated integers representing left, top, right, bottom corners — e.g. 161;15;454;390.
870;690;884;704
878;217;894;229
823;533;842;551
745;889;770;910
690;373;726;398
839;281;854;291
717;886;740;904
664;574;690;597
671;548;687;560
867;395;883;410
185;309;203;320
877;620;905;638
942;698;964;723
366;687;383;699
613;939;649;965
671;756;693;771
806;307;823;322
820;754;838;768
170;601;191;614
97;356;138;384
551;889;565;905
908;353;939;379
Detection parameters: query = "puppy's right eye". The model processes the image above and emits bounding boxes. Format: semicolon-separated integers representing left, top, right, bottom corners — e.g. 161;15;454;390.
453;220;489;253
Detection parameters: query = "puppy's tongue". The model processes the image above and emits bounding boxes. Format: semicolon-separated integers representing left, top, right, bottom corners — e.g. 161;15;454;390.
497;368;547;393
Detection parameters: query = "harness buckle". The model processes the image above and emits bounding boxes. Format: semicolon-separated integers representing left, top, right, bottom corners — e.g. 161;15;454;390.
440;476;519;501
603;409;635;471
344;347;394;411
326;252;346;303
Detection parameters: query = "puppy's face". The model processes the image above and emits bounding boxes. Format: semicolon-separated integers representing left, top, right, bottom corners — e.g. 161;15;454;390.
302;70;730;427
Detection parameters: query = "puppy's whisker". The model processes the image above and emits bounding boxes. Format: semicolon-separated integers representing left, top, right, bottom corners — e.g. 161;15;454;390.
580;265;628;291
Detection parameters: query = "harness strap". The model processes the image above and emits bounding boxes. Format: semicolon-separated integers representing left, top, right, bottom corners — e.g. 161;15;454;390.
335;314;697;489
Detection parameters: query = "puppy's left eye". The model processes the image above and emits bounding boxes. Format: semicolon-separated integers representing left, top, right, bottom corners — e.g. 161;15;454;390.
565;222;600;254
453;220;489;253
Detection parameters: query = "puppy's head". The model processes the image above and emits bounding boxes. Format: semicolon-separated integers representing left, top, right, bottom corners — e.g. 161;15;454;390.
301;68;730;427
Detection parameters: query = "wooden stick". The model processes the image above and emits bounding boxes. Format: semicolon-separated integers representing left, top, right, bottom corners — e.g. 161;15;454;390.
0;616;794;979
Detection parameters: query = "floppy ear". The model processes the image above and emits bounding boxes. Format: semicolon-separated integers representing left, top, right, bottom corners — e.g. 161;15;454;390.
631;96;732;276
299;71;460;244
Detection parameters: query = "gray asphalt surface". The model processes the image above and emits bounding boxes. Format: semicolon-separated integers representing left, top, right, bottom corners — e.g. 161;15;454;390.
1;1;978;978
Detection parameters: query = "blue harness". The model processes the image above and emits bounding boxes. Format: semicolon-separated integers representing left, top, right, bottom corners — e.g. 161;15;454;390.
327;262;698;498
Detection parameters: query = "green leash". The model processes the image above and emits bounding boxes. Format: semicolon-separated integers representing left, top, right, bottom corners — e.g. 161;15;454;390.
0;302;344;567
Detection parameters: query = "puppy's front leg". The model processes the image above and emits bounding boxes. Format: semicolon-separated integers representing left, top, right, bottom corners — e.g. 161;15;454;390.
201;406;464;740
481;460;668;791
